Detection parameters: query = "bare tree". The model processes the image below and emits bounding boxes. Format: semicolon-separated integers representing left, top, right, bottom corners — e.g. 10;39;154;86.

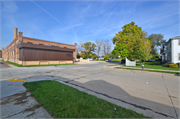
77;42;84;53
106;42;112;54
102;39;112;56
95;39;103;57
102;40;107;56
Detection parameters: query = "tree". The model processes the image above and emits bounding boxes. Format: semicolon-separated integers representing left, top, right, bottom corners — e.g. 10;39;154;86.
95;39;103;57
77;52;81;58
102;39;112;56
112;22;152;61
148;34;166;47
148;34;165;60
80;42;97;59
77;42;84;54
106;42;112;54
109;52;119;59
141;31;152;61
104;53;109;60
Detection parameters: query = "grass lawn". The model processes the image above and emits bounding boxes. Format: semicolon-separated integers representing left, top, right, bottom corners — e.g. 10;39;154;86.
92;59;105;61
116;67;179;74
1;60;76;67
24;80;149;118
136;62;179;71
111;59;121;62
107;64;120;66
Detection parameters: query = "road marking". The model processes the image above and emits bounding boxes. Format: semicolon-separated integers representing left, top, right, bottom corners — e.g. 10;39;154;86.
6;79;26;82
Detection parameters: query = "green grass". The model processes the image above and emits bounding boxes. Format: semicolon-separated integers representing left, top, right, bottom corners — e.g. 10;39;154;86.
107;64;120;66
116;67;179;74
92;59;105;61
1;59;5;62
23;80;149;118
23;63;77;67
2;60;76;67
111;59;121;62
136;62;179;71
6;61;23;67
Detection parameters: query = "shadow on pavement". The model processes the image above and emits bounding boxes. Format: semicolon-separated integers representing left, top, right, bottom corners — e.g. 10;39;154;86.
1;75;179;119
174;73;180;76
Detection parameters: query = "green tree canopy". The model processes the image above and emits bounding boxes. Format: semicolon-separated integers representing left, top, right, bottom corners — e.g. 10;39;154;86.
148;33;165;60
112;22;152;61
148;34;166;47
80;42;97;59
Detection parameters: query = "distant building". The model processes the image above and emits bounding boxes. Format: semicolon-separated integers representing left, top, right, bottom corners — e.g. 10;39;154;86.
160;36;180;63
2;28;77;66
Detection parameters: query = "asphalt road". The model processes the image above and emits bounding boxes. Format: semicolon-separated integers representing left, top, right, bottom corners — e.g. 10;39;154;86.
0;61;179;118
0;61;9;68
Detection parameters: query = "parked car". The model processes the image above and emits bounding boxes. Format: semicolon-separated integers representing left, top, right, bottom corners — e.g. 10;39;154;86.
121;59;125;64
106;59;112;62
146;60;156;62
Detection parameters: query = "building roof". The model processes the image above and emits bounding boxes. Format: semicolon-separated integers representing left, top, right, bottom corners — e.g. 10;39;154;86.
17;43;75;52
166;36;180;45
170;36;180;40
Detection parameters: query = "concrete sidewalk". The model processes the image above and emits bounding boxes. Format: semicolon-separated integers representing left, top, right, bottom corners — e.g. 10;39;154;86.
1;63;179;118
0;78;54;118
105;65;180;73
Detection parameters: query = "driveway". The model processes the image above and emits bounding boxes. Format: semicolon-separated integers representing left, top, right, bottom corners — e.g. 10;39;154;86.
0;62;179;118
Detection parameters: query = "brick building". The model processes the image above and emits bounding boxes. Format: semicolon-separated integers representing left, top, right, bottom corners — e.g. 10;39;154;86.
2;28;77;66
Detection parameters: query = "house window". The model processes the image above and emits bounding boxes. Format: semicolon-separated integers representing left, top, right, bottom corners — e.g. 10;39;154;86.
179;53;180;60
179;39;180;45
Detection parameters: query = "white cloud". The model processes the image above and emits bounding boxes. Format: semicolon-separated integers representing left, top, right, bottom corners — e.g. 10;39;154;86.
31;0;62;25
2;14;17;28
2;1;18;13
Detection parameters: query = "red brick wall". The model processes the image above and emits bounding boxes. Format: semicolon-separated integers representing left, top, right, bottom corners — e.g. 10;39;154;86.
2;36;19;62
2;31;77;63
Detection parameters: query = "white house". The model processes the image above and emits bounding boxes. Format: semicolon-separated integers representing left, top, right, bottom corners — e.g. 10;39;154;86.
160;36;180;63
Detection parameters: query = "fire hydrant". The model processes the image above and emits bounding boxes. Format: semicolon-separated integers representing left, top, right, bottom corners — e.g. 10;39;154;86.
142;65;144;70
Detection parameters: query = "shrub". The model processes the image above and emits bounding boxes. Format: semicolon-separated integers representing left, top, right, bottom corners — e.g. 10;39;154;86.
99;59;105;61
176;63;180;67
162;62;171;67
169;63;178;68
104;55;109;60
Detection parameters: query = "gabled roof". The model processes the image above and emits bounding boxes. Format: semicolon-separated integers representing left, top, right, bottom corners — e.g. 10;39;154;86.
170;36;180;40
166;36;180;45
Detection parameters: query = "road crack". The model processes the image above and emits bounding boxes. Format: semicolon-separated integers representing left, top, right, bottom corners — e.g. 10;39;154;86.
162;74;179;119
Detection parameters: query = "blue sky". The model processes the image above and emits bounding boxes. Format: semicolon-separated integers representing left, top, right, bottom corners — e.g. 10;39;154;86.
1;0;180;51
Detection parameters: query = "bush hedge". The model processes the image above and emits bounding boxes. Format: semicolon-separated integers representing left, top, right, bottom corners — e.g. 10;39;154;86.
176;63;180;67
162;62;171;67
169;63;178;68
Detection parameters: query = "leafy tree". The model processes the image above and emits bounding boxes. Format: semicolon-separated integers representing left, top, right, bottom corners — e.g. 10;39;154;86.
148;34;166;47
112;22;152;61
80;42;97;59
148;34;165;60
104;53;109;60
109;52;119;59
77;52;81;58
143;39;152;60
